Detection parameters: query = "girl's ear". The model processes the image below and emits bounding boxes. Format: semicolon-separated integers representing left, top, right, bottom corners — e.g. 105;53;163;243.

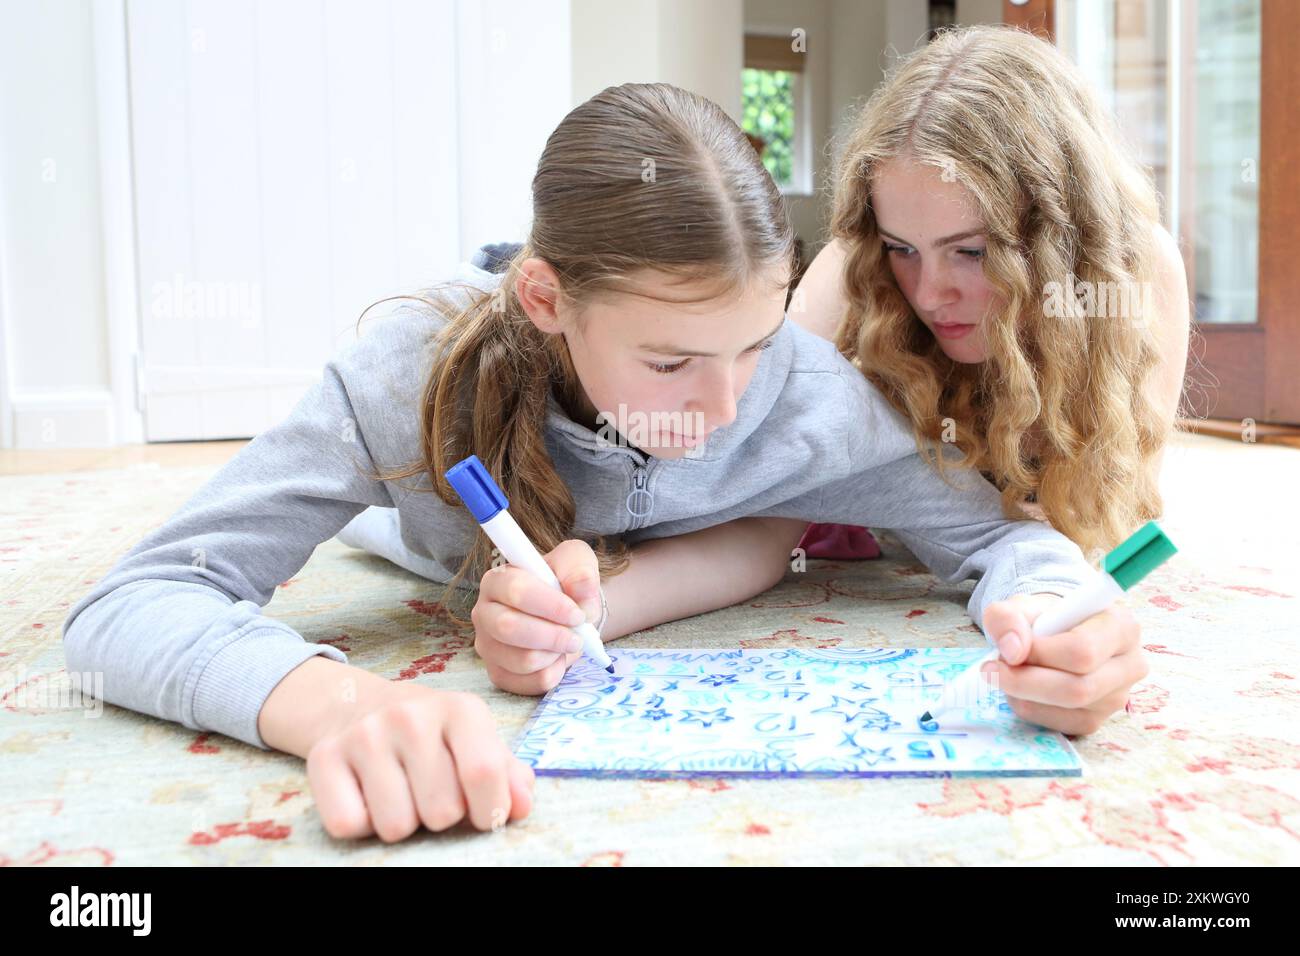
516;257;564;334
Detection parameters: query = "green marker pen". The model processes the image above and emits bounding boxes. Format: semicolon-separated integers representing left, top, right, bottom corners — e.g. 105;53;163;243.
1030;520;1178;637
920;520;1178;723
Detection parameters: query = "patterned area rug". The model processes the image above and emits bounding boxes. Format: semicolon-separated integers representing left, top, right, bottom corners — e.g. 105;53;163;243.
2;432;1297;865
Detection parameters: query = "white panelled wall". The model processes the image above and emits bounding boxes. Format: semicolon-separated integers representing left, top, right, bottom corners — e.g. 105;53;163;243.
127;0;571;441
0;0;574;446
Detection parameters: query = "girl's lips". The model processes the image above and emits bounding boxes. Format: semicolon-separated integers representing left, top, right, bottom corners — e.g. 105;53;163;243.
932;322;976;340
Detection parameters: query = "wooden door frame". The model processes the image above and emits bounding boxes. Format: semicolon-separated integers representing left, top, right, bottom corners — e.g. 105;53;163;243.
1007;0;1299;425
1249;0;1299;424
1003;0;1055;41
1171;0;1298;424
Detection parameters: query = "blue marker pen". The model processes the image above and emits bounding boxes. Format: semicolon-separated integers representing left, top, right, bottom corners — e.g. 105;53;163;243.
445;455;614;674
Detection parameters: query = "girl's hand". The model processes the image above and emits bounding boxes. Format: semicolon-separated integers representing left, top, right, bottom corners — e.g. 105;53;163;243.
305;686;534;842
471;539;604;696
981;593;1149;736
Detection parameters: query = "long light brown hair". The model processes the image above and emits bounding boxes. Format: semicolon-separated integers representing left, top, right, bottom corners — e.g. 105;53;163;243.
371;83;794;590
830;25;1170;556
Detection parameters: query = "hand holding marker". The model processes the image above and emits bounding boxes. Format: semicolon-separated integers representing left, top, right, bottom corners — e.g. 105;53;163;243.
446;455;614;674
919;521;1177;726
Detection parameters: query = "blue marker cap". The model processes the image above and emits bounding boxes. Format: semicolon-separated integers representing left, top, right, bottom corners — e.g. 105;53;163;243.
445;455;508;523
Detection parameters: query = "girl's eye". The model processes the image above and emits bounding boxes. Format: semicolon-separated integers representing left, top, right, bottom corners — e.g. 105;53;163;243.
648;359;690;374
884;243;915;257
647;338;772;374
958;247;986;260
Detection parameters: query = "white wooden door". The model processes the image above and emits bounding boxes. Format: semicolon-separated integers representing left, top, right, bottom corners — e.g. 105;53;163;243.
127;0;570;440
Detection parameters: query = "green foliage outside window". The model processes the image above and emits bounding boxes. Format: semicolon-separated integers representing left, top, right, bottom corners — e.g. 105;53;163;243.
742;68;795;187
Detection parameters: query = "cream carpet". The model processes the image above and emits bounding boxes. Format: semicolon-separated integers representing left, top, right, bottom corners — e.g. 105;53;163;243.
2;432;1297;865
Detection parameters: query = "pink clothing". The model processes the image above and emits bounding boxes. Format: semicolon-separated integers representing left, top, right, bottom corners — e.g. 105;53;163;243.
797;523;882;560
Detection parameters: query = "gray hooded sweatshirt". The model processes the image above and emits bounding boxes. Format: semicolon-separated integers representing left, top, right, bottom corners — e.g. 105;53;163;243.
62;262;1091;750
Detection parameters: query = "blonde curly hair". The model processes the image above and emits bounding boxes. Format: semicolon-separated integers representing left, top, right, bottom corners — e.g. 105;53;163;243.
831;25;1170;556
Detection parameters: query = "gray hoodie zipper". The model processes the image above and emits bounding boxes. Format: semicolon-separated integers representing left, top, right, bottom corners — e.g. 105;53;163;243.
626;458;655;527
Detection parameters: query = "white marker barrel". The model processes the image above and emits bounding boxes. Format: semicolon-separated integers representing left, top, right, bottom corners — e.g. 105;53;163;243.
481;509;612;670
1031;571;1124;639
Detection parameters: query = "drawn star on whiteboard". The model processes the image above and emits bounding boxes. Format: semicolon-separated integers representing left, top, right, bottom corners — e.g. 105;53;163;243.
812;695;897;731
679;708;734;728
851;745;895;767
838;730;895;765
698;674;740;687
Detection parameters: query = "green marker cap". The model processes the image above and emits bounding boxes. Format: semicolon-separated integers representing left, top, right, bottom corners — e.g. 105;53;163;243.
1104;520;1178;591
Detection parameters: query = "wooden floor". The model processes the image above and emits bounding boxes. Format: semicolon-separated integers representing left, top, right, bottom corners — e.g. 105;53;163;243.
0;440;249;476
1180;417;1300;449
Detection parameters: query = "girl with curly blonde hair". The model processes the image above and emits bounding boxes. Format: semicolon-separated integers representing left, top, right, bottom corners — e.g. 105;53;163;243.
796;24;1190;562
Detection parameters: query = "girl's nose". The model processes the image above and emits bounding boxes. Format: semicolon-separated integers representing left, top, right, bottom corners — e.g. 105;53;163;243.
691;368;738;431
912;259;956;313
